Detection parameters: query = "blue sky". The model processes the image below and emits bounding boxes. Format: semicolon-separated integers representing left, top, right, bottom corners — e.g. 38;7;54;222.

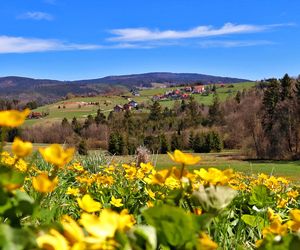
0;0;299;80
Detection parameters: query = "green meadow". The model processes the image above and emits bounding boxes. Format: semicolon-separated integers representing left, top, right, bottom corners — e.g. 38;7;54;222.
26;81;255;125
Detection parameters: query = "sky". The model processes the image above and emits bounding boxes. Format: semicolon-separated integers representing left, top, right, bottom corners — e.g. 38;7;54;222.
0;0;300;80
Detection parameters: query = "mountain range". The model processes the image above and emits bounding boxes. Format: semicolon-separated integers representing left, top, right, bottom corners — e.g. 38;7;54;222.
0;72;250;104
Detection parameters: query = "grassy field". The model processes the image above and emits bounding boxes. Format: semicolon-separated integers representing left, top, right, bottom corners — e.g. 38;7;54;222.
25;82;255;125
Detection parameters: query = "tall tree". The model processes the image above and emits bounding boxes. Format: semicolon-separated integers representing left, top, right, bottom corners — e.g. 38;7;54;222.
208;94;224;126
262;79;280;131
148;101;162;121
280;73;292;100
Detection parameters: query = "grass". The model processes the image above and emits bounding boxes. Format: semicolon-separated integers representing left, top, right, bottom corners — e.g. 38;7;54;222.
24;82;256;125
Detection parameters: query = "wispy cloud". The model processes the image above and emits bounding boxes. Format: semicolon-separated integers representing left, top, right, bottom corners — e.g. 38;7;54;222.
0;36;101;53
0;36;153;54
18;11;54;21
108;23;293;42
0;22;292;54
197;40;274;48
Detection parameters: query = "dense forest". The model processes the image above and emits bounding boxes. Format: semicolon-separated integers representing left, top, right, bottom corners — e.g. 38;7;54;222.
3;74;300;160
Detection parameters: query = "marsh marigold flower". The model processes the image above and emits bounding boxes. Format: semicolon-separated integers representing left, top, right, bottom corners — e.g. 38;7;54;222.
287;209;300;232
61;215;85;245
37;229;69;250
198;233;218;250
32;172;58;193
110;196;123;208
79;211;118;240
12;137;32;158
168;150;200;165
66;187;80;196
77;194;101;213
39;144;75;168
194;168;233;185
0;108;30;127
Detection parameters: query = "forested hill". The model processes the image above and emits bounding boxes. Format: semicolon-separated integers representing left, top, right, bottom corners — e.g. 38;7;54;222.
0;72;250;103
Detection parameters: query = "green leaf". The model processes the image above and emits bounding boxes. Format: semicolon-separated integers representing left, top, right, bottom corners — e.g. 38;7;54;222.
142;205;196;247
129;225;157;250
0;187;8;206
192;213;215;231
0;224;35;250
241;214;265;229
249;185;273;208
0;167;25;188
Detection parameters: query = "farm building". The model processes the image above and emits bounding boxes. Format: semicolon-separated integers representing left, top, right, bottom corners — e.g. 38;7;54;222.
128;100;138;108
193;85;205;94
113;105;124;112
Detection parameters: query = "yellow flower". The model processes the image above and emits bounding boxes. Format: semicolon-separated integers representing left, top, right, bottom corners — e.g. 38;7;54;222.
287;190;299;199
61;215;85;245
12;137;32;158
37;229;69;250
146;169;172;185
277;198;288;208
194;168;233;185
140;162;154;173
145;188;156;199
168;150;201;165
77;194;101;213
66;187;80;196
262;218;288;237
198;233;218;250
32;173;58;193
267;208;282;223
79;211;118;240
287;209;300;232
39;144;75;168
118;209;135;231
0;109;30;127
14;158;28;172
110;195;123;207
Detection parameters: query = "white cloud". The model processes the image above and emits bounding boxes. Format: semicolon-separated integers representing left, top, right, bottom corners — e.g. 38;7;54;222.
18;11;54;21
0;36;153;54
0;36;102;53
108;23;293;42
197;40;274;48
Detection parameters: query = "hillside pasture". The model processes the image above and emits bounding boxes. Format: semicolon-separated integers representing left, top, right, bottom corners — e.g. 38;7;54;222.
25;81;255;125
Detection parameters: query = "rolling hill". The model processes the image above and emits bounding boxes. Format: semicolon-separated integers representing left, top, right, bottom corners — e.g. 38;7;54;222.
0;72;250;104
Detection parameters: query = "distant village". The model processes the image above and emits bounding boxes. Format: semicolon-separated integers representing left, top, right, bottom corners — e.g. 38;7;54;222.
113;84;215;112
151;85;207;101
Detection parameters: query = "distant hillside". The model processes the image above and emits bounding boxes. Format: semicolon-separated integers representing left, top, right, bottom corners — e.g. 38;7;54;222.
74;72;250;86
0;72;250;104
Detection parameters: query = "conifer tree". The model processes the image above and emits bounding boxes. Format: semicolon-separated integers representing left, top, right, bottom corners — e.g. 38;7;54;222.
78;140;88;155
208;94;224;126
160;134;169;154
281;73;292;100
108;132;119;155
149;101;162;121
95;109;106;125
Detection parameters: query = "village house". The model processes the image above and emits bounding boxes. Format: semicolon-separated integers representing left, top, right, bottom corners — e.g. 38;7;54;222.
113;105;124;112
193;85;205;94
128;100;138;108
123;103;132;111
183;86;192;92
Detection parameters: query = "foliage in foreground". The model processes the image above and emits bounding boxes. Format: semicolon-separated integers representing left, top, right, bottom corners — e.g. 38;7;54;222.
0;109;300;250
